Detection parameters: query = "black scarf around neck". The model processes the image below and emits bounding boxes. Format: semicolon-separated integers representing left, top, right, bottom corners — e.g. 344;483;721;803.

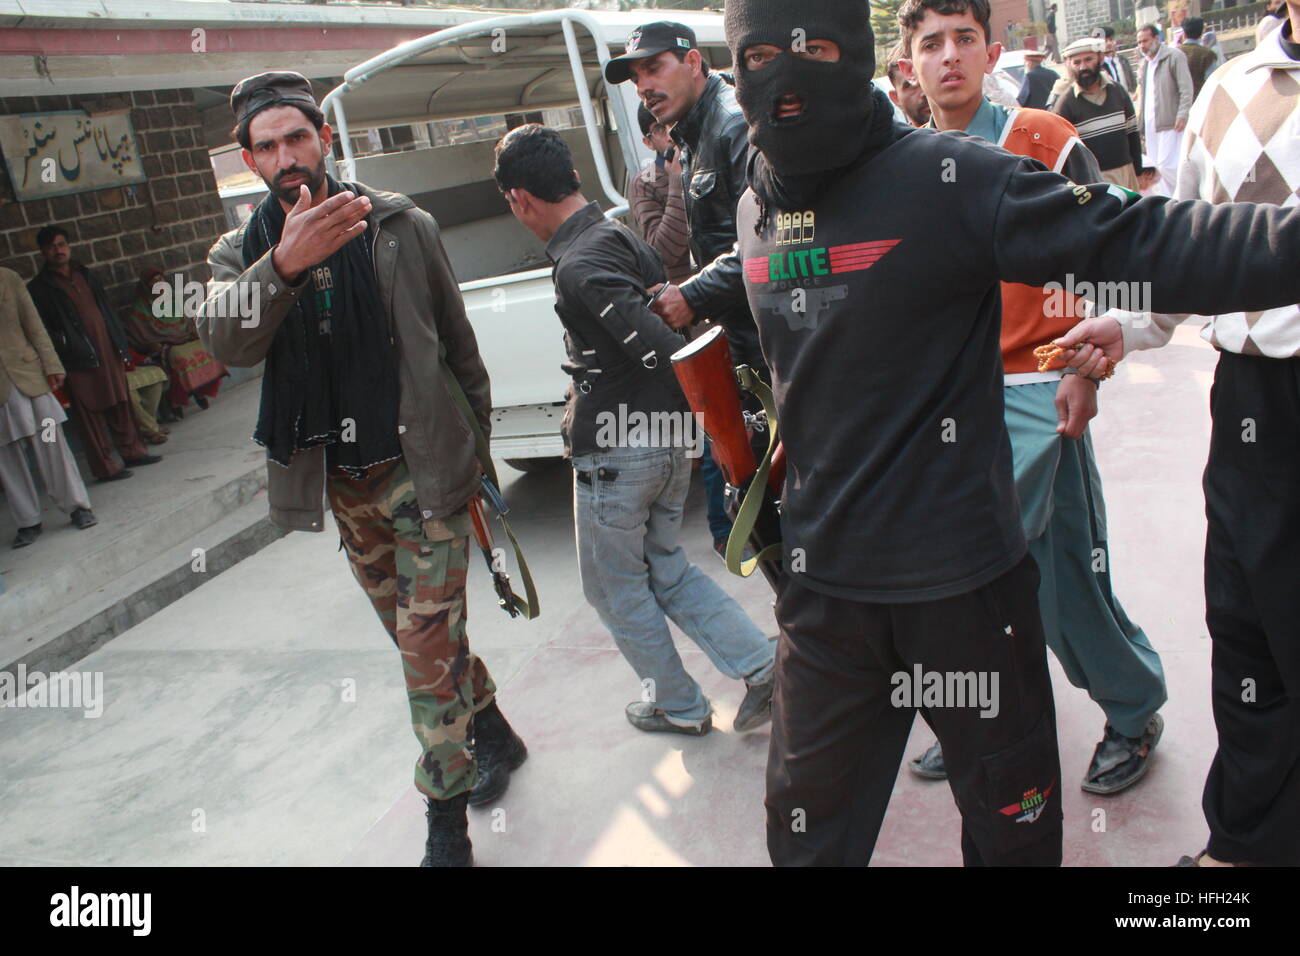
749;85;901;232
242;177;401;474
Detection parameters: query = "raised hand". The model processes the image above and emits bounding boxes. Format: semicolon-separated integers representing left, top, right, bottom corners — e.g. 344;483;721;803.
271;185;372;282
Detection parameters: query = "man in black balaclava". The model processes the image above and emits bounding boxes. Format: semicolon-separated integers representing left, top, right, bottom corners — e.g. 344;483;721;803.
726;0;877;178
717;0;1300;867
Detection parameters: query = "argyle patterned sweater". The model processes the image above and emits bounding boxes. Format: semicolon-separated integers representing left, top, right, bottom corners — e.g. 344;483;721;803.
1121;22;1300;358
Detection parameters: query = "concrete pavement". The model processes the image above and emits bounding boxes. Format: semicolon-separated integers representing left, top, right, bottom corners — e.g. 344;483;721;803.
0;324;1224;866
0;379;282;676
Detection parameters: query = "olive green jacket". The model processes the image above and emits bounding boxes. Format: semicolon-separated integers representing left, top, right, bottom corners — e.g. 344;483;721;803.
200;185;491;533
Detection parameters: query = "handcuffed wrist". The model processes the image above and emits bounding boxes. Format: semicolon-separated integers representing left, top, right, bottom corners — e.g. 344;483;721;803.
1062;366;1102;387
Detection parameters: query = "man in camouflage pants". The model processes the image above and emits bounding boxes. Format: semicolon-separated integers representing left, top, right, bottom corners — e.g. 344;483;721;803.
327;461;497;799
201;72;526;867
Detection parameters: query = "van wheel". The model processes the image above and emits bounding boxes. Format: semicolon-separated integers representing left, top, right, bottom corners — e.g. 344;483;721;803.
505;457;564;474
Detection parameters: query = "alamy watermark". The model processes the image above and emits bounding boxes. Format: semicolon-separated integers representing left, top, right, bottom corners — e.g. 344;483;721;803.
890;664;1000;718
1;664;103;718
594;405;706;458
50;886;150;936
1043;275;1151;318
154;273;261;329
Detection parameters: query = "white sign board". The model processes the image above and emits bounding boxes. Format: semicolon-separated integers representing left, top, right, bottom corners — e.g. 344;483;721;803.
0;109;147;201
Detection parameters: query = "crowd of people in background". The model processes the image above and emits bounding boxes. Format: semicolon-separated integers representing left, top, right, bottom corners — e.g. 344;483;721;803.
885;10;1256;200
0;227;227;549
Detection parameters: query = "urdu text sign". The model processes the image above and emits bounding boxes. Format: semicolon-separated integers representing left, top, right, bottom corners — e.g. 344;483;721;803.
0;110;147;201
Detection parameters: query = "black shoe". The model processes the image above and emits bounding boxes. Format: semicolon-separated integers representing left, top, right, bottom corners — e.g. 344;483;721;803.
1081;714;1164;795
624;701;711;736
97;468;134;483
122;454;162;467
420;793;473;867
194;394;209;410
11;524;42;548
69;508;97;530
909;742;947;780
734;677;774;732
468;701;528;808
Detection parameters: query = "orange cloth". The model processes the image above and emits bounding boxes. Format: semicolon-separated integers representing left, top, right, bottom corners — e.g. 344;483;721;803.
997;110;1088;374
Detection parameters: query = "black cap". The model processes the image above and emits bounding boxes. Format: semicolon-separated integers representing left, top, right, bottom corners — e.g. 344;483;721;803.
637;104;657;136
604;21;697;85
231;71;318;126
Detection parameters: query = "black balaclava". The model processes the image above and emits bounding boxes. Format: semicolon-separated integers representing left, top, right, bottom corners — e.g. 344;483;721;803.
725;0;876;179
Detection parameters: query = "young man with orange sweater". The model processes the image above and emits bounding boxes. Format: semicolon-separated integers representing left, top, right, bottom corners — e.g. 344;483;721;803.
901;0;1167;796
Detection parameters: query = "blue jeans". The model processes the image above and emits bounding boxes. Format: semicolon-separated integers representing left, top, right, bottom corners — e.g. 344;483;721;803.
572;445;775;726
700;438;734;542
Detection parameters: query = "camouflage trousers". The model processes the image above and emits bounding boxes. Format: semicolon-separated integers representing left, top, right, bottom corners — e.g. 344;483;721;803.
326;456;496;801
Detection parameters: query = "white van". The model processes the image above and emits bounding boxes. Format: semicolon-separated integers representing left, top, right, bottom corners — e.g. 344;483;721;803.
321;9;729;472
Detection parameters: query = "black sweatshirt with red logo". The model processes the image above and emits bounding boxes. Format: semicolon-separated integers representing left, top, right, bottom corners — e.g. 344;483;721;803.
737;122;1300;603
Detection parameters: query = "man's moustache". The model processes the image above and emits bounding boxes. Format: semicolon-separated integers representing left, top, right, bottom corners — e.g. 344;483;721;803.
275;168;313;185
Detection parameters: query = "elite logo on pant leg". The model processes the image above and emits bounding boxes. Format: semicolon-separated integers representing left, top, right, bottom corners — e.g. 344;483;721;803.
999;778;1056;823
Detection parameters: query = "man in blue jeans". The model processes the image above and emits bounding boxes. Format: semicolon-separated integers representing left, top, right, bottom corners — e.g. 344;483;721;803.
494;124;775;735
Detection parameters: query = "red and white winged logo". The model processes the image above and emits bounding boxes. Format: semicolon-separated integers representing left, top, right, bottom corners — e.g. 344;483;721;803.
827;239;901;274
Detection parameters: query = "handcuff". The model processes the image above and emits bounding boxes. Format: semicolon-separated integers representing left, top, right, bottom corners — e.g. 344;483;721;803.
1062;366;1104;387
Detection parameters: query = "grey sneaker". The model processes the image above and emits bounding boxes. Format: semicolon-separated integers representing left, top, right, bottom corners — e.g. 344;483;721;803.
734;679;774;732
909;742;947;780
624;701;711;736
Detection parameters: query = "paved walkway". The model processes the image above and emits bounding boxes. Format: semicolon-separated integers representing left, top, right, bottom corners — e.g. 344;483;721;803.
0;380;267;668
0;325;1223;865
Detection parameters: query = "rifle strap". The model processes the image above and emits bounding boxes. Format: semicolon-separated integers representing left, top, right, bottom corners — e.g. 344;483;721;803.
439;344;540;620
725;366;784;578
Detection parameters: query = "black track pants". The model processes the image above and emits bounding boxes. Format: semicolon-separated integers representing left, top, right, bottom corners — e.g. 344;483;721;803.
1201;351;1300;866
766;555;1063;866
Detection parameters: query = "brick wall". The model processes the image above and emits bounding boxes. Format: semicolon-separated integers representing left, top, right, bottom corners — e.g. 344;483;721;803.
1062;0;1120;45
0;88;227;321
991;0;1029;46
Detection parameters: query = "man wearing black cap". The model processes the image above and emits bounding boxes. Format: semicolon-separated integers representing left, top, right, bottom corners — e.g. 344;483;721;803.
604;21;765;373
717;0;1300;867
199;71;526;867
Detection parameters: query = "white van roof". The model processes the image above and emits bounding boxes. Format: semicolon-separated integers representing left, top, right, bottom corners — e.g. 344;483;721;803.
328;9;728;129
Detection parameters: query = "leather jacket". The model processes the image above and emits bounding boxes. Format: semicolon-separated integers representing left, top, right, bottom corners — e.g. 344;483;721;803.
27;262;130;372
671;73;766;371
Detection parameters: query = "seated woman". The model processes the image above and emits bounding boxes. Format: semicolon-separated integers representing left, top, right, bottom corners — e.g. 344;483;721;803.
124;347;170;445
127;267;228;420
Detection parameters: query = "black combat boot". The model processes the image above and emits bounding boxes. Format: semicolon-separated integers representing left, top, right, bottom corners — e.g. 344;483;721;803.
468;700;528;808
420;793;473;867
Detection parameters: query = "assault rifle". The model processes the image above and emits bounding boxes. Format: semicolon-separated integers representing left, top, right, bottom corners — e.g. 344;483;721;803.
671;326;784;590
